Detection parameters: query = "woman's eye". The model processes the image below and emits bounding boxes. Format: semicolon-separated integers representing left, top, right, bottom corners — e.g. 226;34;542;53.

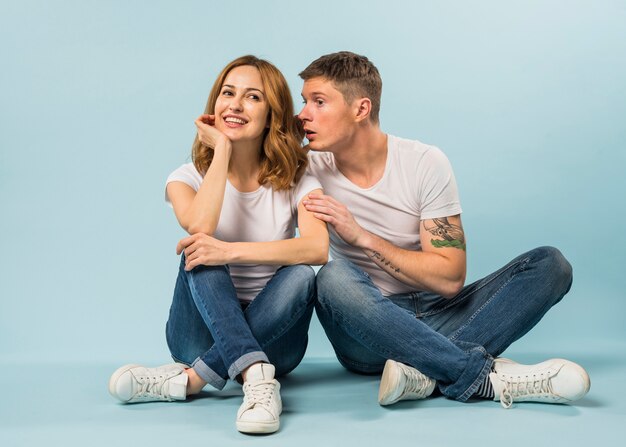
316;99;324;106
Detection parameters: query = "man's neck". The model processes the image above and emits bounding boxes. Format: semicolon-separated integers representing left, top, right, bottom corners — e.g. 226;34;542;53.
333;128;388;189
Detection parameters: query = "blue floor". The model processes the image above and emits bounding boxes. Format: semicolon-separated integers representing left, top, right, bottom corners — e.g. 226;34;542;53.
2;342;625;447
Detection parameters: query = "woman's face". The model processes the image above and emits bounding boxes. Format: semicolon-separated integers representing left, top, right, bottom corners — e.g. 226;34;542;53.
214;65;270;146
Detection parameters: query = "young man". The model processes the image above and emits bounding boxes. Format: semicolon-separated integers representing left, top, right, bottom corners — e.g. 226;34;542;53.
298;51;590;408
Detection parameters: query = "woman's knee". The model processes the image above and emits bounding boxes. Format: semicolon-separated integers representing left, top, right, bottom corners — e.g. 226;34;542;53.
263;265;316;314
283;264;316;296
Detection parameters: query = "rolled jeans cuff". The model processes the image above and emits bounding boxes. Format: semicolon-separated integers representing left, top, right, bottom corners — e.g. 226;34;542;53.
457;350;494;402
192;358;227;390
227;351;270;380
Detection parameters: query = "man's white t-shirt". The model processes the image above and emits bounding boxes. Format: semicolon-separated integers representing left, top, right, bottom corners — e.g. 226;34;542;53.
166;163;322;302
306;134;462;296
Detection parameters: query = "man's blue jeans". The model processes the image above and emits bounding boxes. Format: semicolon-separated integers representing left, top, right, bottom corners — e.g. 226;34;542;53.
315;246;573;401
166;256;316;390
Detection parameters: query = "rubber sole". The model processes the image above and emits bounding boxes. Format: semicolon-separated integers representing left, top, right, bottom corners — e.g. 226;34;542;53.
378;359;402;405
236;419;280;434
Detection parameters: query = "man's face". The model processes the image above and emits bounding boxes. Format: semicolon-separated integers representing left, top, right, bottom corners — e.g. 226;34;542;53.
298;77;357;152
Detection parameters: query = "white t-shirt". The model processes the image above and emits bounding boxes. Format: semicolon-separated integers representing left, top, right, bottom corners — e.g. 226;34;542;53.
166;163;322;302
306;134;462;296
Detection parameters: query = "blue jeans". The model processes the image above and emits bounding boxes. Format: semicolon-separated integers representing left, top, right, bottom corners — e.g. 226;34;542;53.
315;246;573;401
166;257;316;390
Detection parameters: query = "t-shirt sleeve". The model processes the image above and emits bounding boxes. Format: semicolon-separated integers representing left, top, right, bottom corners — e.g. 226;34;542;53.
418;148;462;220
164;163;203;206
291;172;323;211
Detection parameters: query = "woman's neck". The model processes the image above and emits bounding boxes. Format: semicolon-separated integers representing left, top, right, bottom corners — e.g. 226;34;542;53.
227;140;262;192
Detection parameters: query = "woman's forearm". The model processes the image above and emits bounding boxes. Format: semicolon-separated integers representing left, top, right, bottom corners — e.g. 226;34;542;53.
229;236;329;266
179;143;231;235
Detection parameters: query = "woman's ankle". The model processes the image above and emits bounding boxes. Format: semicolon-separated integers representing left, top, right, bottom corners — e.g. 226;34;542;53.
185;368;207;395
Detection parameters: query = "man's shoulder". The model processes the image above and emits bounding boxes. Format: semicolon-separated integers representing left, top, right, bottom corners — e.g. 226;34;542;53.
389;134;441;156
306;150;335;171
388;135;449;170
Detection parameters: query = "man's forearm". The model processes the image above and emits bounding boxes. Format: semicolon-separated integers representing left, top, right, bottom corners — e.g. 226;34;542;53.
360;231;466;298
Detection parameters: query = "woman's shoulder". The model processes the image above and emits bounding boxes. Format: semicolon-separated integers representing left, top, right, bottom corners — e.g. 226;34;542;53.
166;162;202;191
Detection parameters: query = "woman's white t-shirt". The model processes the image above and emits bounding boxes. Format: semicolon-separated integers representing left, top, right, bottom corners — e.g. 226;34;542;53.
166;163;321;301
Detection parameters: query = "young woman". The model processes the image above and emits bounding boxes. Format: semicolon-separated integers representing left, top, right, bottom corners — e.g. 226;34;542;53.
108;56;328;435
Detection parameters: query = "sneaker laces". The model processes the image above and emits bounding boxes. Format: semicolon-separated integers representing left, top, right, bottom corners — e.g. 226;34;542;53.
498;372;553;409
400;364;432;398
242;380;276;411
136;374;170;400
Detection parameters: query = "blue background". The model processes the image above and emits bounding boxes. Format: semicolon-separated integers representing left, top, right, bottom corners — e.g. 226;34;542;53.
1;1;624;446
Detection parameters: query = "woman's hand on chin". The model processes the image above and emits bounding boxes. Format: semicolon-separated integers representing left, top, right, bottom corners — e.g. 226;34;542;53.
176;233;232;270
195;114;231;154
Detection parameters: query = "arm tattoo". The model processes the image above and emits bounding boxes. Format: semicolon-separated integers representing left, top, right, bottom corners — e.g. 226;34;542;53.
369;250;401;273
424;217;466;251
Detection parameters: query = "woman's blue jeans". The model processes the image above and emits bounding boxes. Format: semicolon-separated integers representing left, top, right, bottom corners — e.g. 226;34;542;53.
315;246;573;401
166;256;316;390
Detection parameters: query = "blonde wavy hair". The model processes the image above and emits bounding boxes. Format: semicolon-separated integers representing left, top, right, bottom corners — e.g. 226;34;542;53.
192;55;306;190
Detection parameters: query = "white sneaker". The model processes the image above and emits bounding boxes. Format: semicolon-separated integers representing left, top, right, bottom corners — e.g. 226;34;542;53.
378;359;436;406
490;358;591;409
108;363;188;403
236;363;282;434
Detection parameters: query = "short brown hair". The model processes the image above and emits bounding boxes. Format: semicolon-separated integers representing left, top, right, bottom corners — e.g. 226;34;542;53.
299;51;382;123
192;55;306;190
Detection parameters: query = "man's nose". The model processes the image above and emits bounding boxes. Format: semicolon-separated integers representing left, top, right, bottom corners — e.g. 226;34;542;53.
297;104;309;121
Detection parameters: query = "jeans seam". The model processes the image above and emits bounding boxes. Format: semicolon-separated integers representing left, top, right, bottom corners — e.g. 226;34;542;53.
421;258;526;319
188;271;237;363
448;274;515;342
327;303;397;361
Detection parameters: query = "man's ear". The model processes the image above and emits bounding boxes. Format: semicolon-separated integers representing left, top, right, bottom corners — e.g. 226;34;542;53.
354;98;372;122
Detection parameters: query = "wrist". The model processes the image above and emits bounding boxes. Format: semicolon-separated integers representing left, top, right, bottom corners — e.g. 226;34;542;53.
227;242;241;263
212;136;232;158
355;229;375;250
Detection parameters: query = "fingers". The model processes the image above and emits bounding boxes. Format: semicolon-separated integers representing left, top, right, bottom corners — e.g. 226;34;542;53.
196;114;215;125
303;193;343;216
177;233;204;255
195;116;216;131
176;233;218;271
182;241;201;271
303;201;335;216
306;193;342;207
184;255;200;271
176;235;195;255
